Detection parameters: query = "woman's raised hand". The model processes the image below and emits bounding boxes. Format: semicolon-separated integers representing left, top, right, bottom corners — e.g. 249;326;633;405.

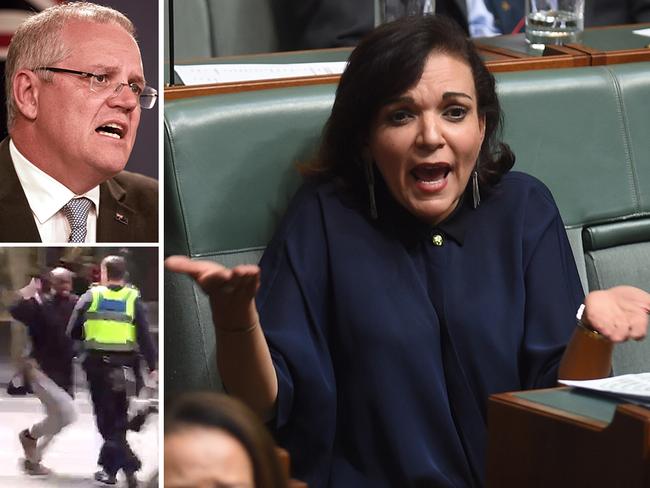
165;255;260;332
582;286;650;342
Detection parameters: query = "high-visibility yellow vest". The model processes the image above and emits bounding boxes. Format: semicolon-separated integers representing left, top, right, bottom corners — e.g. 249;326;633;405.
83;285;138;352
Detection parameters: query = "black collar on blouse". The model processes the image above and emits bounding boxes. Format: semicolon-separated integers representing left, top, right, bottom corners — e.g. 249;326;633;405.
435;190;471;245
374;172;473;247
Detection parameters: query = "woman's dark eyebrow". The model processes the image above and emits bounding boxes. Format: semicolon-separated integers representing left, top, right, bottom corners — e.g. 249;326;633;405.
443;91;473;100
385;91;473;106
384;95;414;105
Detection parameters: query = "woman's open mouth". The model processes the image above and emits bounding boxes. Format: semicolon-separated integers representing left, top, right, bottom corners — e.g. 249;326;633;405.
411;163;451;191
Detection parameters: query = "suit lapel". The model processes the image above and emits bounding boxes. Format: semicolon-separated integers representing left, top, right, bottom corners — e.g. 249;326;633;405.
0;137;42;242
97;177;136;242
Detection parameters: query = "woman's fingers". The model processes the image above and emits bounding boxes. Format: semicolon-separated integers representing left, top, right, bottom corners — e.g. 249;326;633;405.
628;315;648;341
231;265;261;293
165;255;225;278
166;256;261;333
165;256;261;298
583;287;650;342
165;256;231;292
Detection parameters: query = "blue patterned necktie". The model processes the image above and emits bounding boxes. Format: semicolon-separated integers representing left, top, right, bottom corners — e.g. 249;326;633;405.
62;197;93;243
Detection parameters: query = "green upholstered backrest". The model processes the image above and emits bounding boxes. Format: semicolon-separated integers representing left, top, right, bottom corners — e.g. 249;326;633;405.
497;65;648;228
505;63;650;373
164;62;650;397
583;219;650;375
165;85;335;256
164;86;335;395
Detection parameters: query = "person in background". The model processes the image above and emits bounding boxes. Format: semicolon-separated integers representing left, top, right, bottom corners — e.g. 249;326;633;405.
68;255;157;487
166;15;650;487
270;0;471;49
165;392;288;488
10;268;78;476
472;0;650;36
587;0;650;27
270;0;650;50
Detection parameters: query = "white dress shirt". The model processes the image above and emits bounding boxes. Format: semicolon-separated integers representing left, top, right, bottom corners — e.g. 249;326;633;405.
467;0;502;37
10;139;100;243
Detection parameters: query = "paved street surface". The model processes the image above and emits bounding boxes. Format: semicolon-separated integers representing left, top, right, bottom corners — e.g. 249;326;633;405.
0;377;158;487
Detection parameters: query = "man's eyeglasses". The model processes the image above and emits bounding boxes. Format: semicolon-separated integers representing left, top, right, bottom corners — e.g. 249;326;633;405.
34;67;158;109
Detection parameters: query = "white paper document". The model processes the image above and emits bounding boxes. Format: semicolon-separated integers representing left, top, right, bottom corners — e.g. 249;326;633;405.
559;372;650;404
174;61;348;86
632;28;650;38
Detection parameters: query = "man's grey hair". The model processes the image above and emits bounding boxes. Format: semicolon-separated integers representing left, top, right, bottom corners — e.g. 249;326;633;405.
50;266;73;282
5;2;136;129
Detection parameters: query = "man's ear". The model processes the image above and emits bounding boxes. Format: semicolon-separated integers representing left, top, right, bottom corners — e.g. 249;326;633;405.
12;69;41;121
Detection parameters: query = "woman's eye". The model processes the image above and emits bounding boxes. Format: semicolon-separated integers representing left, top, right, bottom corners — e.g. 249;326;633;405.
388;110;413;125
444;106;468;120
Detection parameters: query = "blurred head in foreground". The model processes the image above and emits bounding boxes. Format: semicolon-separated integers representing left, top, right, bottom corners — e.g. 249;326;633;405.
165;392;288;488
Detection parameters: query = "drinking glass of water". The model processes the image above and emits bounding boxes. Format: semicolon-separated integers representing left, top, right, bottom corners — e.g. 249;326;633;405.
525;0;584;46
376;0;436;26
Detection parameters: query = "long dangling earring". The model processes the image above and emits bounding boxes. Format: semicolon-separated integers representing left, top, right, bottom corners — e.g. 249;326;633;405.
364;158;378;219
472;167;481;209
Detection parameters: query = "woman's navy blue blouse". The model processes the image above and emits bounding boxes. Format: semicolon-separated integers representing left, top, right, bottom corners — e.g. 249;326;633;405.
256;171;585;488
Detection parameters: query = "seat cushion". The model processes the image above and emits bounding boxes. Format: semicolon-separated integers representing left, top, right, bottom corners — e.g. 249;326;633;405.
584;237;650;375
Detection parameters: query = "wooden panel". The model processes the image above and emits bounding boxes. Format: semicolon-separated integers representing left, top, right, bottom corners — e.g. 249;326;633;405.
164;53;591;100
164;74;340;101
486;389;650;488
164;26;650;100
485;54;590;73
566;43;650;66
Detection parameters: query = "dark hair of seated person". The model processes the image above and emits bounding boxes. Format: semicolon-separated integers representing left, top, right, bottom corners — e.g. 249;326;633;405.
165;392;288;488
302;15;515;200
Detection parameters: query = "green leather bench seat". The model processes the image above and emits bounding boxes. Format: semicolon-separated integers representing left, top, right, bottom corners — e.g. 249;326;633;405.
165;86;335;394
583;218;650;375
165;62;650;398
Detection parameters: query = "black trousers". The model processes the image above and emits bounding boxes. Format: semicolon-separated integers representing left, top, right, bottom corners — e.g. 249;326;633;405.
84;352;141;475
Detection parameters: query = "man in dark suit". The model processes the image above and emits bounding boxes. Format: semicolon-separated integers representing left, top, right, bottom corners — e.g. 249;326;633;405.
586;0;650;27
2;2;158;243
271;0;471;50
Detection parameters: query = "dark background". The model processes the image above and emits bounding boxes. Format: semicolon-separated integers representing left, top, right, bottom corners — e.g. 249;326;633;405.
0;0;158;179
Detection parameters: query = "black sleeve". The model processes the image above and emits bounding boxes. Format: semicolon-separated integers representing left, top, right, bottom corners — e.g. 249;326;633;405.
134;298;157;371
9;297;36;324
9;298;41;338
67;291;92;341
632;0;650;21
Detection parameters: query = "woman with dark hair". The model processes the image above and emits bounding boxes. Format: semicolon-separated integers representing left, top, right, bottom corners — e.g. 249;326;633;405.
166;15;650;488
310;15;511;193
165;392;287;488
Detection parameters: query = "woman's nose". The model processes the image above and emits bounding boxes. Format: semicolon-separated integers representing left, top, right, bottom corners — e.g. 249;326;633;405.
416;113;444;149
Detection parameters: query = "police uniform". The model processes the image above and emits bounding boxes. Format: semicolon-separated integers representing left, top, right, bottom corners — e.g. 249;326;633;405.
68;283;157;484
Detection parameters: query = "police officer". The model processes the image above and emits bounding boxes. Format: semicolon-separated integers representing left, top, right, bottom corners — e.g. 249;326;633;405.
68;255;157;487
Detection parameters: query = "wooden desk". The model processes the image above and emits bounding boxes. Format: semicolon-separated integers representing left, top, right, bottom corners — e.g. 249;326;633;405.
476;23;650;69
165;24;650;100
486;388;650;488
